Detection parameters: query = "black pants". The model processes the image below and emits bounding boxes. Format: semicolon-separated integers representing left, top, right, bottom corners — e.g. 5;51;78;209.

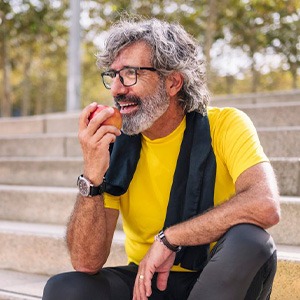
43;224;277;300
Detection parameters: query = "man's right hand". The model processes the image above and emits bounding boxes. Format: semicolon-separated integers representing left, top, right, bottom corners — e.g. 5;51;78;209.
78;102;121;185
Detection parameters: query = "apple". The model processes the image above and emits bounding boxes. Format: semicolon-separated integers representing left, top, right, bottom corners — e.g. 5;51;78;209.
89;105;122;130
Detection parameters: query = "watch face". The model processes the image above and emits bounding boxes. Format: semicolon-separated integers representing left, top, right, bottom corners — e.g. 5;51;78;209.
78;177;90;197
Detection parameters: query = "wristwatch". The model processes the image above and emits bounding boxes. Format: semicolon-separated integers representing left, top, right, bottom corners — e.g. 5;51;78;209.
77;174;106;197
155;230;182;253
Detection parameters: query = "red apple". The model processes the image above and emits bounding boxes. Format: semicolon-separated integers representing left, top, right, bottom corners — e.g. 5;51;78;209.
89;105;122;130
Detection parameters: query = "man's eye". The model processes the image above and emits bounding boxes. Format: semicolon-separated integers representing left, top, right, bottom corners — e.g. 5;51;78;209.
124;69;136;77
107;72;116;78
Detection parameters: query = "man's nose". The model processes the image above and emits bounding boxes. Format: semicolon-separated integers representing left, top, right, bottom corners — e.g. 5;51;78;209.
110;75;128;97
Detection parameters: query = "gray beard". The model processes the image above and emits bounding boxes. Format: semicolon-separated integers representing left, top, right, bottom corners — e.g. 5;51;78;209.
120;81;169;136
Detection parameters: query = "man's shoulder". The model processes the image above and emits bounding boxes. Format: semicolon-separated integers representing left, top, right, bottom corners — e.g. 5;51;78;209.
207;106;248;126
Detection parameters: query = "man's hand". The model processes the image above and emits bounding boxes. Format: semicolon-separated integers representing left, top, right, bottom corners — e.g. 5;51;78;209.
133;240;176;300
78;102;121;185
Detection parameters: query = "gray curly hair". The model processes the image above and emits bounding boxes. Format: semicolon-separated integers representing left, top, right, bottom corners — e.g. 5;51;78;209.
96;17;210;114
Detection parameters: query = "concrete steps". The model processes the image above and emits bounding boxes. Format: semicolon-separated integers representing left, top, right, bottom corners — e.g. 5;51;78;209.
0;157;299;196
0;184;298;247
0;185;76;225
239;102;300;127
0;127;299;158
0;158;83;187
258;126;300;158
0;95;299;299
0;133;80;158
0;269;47;300
0;112;79;136
0;220;127;276
0;246;298;300
212;89;300;106
0;101;299;138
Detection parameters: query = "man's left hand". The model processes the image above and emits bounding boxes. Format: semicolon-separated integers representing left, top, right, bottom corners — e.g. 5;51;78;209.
133;240;176;300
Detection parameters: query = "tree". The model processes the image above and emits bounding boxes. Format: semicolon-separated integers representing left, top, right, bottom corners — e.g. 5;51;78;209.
268;0;300;88
0;1;13;117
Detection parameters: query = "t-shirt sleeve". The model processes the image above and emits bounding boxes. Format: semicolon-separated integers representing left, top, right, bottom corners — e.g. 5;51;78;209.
103;193;121;210
215;107;269;183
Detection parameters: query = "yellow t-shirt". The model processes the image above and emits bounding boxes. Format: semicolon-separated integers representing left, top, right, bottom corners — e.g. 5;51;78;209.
104;107;269;271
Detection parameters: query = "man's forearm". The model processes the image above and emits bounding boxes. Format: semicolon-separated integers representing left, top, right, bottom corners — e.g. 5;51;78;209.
165;193;276;248
165;163;280;247
66;193;111;274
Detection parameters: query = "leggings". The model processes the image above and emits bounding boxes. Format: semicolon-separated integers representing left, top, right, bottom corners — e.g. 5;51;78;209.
43;224;277;300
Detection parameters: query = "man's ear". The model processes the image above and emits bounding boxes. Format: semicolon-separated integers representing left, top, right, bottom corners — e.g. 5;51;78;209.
166;72;184;97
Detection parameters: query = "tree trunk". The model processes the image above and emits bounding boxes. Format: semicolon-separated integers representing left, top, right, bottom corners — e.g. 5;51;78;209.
1;19;12;117
251;60;260;95
21;49;32;116
290;65;298;89
225;75;235;94
204;0;217;84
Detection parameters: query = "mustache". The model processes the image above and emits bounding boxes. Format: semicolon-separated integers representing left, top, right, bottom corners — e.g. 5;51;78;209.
114;95;141;107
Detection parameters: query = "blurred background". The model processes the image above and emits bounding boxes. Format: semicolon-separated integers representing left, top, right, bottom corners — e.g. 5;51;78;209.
0;0;299;117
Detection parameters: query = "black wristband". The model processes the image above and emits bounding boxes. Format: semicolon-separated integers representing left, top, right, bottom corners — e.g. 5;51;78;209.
155;230;182;253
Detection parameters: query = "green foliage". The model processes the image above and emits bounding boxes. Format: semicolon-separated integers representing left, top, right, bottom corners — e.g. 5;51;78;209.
0;0;299;116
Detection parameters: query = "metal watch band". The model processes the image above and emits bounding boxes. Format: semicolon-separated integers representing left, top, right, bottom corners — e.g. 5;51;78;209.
155;230;182;253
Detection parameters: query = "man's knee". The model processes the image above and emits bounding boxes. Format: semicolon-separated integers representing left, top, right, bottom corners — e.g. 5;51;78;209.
187;224;277;300
220;224;276;263
42;271;109;300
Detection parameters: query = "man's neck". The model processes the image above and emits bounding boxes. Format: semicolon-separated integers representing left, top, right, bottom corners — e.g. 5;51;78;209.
142;104;185;140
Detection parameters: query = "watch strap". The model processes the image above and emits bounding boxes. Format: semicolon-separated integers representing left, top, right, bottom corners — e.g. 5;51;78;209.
155;230;182;253
89;180;106;196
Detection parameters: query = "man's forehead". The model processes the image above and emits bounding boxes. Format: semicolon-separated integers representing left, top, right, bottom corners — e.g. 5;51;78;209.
111;42;152;68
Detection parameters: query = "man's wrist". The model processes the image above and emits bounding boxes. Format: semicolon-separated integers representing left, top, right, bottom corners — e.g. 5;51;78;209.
77;174;106;197
155;230;181;253
83;171;105;186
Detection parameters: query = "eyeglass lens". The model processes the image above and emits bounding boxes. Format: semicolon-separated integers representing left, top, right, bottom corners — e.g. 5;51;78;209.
103;68;137;88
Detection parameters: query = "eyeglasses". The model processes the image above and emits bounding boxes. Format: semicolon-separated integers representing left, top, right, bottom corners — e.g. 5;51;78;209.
101;66;157;89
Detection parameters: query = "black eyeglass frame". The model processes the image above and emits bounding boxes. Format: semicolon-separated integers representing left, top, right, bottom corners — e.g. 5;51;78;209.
101;66;157;89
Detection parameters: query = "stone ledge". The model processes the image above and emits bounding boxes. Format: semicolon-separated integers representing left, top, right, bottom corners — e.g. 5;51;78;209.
0;247;298;300
0;221;126;276
1;127;299;158
0;157;298;195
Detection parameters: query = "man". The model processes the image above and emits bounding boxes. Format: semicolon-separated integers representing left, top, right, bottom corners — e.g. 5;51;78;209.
43;17;280;300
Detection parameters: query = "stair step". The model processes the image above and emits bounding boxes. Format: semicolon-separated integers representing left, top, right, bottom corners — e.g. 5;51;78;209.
0;157;83;187
272;245;300;300
258;126;300;157
267;197;300;246
0;185;76;225
0;127;299;158
0;216;298;278
0;221;127;276
0;134;80;158
240;102;300;127
212;89;300;106
0;185;297;245
0;245;298;300
271;157;300;196
0;100;299;139
0;269;46;300
0;112;79;136
0;157;298;195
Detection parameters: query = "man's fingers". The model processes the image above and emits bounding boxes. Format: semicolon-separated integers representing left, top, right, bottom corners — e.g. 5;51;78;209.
87;106;115;134
138;273;148;300
78;102;98;131
144;273;153;298
156;271;170;291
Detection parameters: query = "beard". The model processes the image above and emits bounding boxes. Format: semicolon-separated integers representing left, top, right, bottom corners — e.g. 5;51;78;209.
114;80;169;135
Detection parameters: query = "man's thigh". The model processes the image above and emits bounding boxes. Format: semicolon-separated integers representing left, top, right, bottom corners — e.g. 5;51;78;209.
188;224;277;300
43;263;199;300
42;264;137;300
